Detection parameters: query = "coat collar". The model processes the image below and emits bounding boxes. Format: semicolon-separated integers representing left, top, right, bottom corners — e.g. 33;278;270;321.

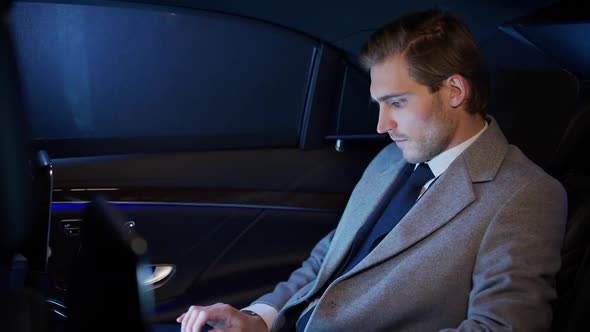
462;115;509;183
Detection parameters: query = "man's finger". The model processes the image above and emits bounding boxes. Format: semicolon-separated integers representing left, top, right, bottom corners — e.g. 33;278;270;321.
185;308;200;332
194;310;210;332
181;308;195;332
179;303;239;332
176;312;185;323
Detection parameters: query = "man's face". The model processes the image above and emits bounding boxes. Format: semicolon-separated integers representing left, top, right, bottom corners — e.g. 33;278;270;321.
370;55;458;163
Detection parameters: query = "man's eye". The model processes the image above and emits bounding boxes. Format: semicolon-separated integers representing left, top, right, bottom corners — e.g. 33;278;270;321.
389;99;406;107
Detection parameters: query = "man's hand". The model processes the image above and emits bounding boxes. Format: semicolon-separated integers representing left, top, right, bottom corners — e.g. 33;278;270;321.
176;303;268;332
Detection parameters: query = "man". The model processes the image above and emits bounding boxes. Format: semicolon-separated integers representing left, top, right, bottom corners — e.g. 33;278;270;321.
177;9;567;332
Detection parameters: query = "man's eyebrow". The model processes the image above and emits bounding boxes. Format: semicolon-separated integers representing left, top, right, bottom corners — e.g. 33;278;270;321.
371;93;408;103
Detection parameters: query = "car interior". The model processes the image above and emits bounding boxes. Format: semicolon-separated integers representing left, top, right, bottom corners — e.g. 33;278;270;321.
1;0;589;331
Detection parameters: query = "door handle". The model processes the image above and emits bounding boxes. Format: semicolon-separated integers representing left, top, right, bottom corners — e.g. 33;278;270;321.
143;265;175;288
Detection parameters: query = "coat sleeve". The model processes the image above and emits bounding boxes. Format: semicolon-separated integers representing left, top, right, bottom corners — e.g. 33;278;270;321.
250;229;335;311
440;174;567;332
249;144;400;312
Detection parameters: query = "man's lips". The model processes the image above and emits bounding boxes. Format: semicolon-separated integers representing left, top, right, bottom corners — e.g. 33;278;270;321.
389;134;408;143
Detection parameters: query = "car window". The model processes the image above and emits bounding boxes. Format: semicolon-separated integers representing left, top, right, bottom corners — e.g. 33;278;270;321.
10;2;318;155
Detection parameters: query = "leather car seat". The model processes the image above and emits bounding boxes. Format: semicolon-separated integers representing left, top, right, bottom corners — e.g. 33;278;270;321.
550;99;590;332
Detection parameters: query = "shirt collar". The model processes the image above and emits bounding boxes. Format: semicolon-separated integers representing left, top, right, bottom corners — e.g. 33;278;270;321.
425;121;488;177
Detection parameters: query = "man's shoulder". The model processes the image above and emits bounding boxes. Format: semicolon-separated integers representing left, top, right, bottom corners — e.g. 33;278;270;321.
498;144;565;193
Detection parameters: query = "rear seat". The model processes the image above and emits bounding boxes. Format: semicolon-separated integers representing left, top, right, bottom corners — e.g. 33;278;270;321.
549;98;590;332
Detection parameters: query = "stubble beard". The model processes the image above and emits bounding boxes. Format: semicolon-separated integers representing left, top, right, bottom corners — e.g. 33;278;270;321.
402;96;456;164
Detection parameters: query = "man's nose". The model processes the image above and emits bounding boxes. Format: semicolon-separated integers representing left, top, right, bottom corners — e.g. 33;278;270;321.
376;107;396;134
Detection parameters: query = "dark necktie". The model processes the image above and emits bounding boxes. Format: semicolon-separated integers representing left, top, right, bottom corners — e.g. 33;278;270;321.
295;163;435;332
365;163;435;247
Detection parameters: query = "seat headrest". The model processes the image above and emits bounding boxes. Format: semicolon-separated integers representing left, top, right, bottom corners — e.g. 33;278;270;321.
551;101;590;176
488;69;579;171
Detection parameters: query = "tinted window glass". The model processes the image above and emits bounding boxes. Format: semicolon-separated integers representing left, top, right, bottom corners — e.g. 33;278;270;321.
10;2;317;153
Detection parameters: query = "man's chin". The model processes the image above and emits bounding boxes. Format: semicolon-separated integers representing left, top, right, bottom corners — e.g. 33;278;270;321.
401;151;428;164
401;153;419;164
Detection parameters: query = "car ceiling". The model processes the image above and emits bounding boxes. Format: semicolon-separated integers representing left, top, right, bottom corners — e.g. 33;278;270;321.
14;0;590;80
34;0;556;59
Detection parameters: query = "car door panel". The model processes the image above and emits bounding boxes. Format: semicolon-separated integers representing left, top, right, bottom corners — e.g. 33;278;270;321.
47;146;384;321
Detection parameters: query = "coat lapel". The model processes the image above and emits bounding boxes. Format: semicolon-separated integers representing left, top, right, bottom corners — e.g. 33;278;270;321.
347;157;475;275
307;145;407;296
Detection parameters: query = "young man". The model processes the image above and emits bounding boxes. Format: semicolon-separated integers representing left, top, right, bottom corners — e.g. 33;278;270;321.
177;9;567;332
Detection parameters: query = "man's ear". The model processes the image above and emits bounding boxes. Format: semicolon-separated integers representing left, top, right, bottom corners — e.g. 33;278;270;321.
445;74;469;108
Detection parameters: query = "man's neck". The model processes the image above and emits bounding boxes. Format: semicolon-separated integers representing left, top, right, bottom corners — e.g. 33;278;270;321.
427;116;488;178
448;113;486;149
